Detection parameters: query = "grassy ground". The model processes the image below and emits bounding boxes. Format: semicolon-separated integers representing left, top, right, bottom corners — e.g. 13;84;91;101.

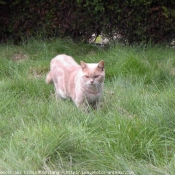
0;38;175;175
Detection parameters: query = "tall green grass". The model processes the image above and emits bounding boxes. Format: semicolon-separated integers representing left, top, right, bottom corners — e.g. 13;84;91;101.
0;39;175;174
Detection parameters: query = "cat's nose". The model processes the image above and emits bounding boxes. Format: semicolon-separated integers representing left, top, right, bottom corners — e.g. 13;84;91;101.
90;79;94;84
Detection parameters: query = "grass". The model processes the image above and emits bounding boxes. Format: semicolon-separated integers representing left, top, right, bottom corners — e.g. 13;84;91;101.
0;38;175;174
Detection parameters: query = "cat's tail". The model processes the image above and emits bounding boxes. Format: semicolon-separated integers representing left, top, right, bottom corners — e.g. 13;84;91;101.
45;71;53;84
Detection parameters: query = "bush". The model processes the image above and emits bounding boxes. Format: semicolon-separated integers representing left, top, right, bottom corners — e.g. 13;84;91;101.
0;0;175;44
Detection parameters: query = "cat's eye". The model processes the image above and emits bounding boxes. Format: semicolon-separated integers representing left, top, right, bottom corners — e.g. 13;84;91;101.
84;75;89;78
94;75;99;78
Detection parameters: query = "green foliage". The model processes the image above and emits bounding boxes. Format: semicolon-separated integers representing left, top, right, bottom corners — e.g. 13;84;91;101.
0;0;175;44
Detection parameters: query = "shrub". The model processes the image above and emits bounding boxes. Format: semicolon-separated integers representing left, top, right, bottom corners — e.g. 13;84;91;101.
0;0;175;44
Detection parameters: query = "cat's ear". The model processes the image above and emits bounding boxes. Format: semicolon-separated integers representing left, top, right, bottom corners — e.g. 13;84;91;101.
97;60;104;71
80;61;87;70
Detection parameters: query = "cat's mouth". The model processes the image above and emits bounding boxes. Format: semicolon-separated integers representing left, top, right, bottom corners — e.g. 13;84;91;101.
87;83;96;86
87;83;100;89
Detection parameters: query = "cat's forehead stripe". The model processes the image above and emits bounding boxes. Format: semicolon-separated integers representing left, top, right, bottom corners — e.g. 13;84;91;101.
85;63;98;75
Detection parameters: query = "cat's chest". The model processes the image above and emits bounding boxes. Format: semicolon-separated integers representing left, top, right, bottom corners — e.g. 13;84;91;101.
84;90;101;102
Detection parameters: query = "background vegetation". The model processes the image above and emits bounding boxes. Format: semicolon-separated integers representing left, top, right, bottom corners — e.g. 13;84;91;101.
0;38;175;174
0;0;175;44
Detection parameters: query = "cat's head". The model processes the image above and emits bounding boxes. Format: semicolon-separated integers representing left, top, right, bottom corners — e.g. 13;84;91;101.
80;60;105;88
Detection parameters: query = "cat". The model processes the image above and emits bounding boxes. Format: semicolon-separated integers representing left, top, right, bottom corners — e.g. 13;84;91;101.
46;54;105;110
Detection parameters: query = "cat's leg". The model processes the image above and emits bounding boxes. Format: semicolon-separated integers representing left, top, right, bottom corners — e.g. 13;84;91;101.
54;82;67;100
91;102;98;110
54;88;61;100
58;88;67;99
74;98;89;111
91;97;103;110
53;85;61;100
90;100;100;110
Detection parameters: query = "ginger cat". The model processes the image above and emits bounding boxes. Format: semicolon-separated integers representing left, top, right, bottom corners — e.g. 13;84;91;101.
46;54;105;110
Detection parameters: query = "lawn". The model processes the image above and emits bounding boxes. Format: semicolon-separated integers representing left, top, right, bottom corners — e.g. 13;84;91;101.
0;38;175;175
